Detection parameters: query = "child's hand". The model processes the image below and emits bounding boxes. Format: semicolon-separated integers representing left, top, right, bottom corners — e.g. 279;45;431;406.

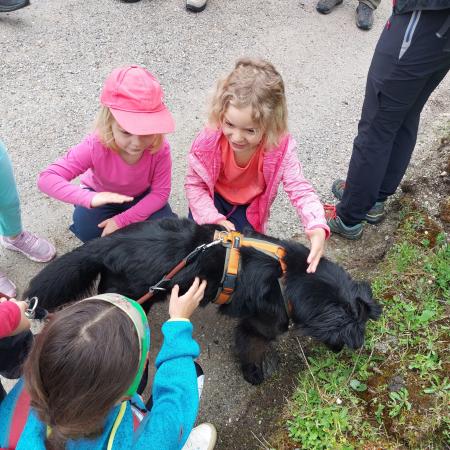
305;228;326;273
91;192;134;208
0;297;31;335
169;277;207;320
217;220;236;232
98;218;120;237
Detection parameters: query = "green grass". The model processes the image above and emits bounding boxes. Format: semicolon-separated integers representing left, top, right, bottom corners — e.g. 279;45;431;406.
285;205;449;449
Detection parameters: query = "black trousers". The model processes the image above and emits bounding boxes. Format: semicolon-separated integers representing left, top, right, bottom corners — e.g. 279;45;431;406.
337;9;450;225
0;331;33;402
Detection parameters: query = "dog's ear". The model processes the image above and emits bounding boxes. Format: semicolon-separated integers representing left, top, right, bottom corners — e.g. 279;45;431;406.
356;281;383;321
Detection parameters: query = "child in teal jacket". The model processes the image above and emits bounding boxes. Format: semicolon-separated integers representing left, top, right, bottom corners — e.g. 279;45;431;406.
0;279;216;450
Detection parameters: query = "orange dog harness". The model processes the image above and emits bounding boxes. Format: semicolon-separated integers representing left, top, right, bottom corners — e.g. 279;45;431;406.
213;230;287;305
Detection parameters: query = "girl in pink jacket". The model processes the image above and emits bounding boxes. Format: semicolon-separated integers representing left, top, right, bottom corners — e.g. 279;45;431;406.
38;66;176;243
185;58;330;273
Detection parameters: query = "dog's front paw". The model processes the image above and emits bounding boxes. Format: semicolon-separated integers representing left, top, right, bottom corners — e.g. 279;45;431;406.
241;351;280;385
242;363;265;385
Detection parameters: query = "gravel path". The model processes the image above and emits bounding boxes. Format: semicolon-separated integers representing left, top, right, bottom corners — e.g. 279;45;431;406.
1;1;449;448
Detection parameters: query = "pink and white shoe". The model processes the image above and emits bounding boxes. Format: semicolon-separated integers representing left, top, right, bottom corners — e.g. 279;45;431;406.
0;231;56;263
0;272;17;298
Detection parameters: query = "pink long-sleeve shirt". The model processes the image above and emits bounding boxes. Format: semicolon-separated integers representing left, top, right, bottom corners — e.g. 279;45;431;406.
38;134;172;228
0;302;20;338
185;128;330;237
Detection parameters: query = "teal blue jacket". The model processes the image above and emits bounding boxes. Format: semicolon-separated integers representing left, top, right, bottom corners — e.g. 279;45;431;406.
0;321;200;450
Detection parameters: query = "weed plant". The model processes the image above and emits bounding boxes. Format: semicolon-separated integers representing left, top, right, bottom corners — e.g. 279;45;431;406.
285;204;449;449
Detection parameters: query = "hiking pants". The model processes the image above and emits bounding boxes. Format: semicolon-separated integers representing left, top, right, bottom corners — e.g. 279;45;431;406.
0;331;33;403
0;141;22;237
337;9;450;226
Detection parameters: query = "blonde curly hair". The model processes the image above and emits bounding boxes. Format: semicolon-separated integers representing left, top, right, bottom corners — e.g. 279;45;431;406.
94;106;164;154
208;58;288;149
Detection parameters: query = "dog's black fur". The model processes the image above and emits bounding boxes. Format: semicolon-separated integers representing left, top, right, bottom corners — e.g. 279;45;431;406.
25;218;382;385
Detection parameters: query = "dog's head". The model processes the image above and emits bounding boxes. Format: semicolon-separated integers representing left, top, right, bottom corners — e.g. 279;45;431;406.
287;274;382;352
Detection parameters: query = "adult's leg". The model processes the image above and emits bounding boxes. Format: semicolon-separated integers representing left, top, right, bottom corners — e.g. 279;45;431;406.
337;10;450;225
378;66;449;200
0;141;22;238
360;0;379;9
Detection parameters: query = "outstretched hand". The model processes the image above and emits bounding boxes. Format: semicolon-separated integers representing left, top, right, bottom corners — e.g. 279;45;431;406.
91;192;134;208
305;228;326;273
169;277;207;320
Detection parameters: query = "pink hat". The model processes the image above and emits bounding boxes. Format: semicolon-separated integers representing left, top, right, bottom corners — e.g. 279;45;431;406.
100;66;175;135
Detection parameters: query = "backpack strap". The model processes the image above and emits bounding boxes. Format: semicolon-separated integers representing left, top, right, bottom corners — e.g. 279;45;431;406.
6;381;31;449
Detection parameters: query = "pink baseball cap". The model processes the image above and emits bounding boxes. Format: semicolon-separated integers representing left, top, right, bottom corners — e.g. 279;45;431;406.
100;65;175;135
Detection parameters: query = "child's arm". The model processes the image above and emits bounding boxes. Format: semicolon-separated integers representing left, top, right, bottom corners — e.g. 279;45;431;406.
281;138;330;272
281;138;330;235
134;280;206;450
0;299;30;338
185;155;227;226
111;144;172;230
134;322;200;450
38;135;98;208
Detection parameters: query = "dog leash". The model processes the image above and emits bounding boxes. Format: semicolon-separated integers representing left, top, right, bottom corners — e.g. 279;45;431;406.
136;239;222;305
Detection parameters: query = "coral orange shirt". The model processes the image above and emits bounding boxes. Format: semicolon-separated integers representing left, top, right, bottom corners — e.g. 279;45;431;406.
215;136;266;205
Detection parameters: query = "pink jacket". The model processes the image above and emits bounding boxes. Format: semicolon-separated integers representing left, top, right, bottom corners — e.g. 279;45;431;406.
185;128;330;237
38;134;172;229
0;302;20;338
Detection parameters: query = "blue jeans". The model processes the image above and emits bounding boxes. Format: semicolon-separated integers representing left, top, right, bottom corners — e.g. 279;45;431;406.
189;193;254;233
70;188;177;242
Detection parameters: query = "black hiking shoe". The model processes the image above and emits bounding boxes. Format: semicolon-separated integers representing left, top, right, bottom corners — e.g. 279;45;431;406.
0;0;29;12
325;204;364;240
331;179;386;224
316;0;343;14
356;2;374;30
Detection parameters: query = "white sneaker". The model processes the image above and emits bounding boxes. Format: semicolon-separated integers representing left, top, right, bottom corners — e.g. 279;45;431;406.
182;423;217;450
186;0;207;12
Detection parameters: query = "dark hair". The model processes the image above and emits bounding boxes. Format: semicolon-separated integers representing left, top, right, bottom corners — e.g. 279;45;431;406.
24;299;140;450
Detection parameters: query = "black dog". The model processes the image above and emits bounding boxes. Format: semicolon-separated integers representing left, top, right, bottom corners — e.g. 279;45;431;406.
25;218;381;385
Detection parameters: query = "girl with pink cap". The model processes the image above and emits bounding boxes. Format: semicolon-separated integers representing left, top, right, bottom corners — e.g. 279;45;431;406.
38;66;176;242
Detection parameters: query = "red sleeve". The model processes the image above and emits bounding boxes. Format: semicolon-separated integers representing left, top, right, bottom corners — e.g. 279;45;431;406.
0;302;21;338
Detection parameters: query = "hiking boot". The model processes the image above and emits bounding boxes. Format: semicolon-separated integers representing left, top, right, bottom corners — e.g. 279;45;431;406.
325;204;363;240
0;0;29;12
186;0;207;12
0;231;56;263
355;2;374;30
0;272;16;298
331;179;386;224
182;423;217;450
316;0;343;14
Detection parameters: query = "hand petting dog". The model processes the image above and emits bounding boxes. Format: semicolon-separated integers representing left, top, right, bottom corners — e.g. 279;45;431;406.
169;277;207;320
305;228;326;273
